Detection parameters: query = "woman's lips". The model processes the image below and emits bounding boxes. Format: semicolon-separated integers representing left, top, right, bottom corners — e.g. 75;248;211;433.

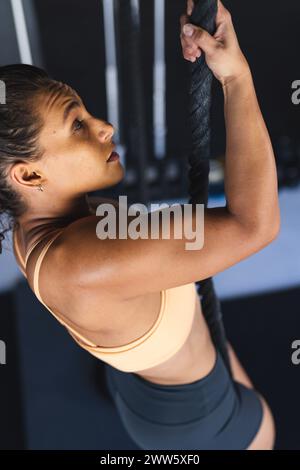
107;151;120;162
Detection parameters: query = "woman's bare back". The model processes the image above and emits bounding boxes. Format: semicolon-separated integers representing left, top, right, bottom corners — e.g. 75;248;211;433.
14;196;216;386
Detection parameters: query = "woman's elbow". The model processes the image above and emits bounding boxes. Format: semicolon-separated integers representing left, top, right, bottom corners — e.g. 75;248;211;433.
258;209;281;245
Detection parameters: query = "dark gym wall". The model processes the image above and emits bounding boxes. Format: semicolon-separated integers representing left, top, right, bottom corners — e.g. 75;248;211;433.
0;0;20;63
1;0;300;198
31;0;300;194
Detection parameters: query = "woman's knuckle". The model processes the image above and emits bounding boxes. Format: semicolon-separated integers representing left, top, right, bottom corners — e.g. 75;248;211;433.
195;28;204;41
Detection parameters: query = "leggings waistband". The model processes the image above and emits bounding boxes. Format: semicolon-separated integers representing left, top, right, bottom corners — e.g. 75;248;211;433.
105;349;238;425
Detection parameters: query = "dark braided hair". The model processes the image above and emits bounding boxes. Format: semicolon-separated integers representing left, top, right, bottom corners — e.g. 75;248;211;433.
0;64;73;254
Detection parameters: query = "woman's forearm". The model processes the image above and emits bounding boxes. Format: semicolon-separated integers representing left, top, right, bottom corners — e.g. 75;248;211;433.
223;71;280;237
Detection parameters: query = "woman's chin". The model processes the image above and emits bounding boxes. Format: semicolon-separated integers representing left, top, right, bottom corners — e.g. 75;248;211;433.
107;164;125;184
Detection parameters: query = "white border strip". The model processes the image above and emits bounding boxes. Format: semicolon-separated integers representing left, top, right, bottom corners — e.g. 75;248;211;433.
102;0;125;166
10;0;33;64
153;0;166;160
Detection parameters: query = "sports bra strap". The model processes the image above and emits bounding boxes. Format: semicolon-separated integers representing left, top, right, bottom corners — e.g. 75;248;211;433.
33;229;64;303
25;238;45;267
31;229;98;348
13;226;102;348
12;228;26;275
13;228;61;270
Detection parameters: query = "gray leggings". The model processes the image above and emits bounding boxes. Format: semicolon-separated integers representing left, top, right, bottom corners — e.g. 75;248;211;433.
104;349;263;450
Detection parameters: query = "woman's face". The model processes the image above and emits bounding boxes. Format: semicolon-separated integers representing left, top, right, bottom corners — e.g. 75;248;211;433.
30;86;125;197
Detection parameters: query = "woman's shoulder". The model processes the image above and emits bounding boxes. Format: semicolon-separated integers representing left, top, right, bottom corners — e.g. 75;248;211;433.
24;196;120;278
23;197;124;331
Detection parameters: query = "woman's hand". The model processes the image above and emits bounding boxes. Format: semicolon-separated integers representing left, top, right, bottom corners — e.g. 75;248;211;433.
180;0;250;86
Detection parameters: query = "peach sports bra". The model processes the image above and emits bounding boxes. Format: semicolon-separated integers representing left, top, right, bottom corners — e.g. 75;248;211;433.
12;226;198;373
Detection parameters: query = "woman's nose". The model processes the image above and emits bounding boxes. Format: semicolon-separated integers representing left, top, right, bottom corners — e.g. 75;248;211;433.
98;122;114;142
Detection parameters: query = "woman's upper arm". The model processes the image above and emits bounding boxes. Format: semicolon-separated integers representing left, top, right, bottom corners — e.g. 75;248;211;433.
57;204;275;300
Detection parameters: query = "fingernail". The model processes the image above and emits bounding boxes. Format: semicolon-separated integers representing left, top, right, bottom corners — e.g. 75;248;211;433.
183;24;194;37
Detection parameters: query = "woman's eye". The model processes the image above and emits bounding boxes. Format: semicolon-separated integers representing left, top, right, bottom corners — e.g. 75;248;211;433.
73;118;84;132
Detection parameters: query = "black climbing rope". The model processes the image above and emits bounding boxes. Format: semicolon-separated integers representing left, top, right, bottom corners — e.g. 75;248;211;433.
187;0;233;377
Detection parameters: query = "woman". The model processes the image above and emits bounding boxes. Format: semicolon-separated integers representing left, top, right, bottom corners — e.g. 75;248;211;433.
1;0;278;450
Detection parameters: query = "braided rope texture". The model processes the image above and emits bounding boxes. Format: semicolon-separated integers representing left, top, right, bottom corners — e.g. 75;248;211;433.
187;0;232;377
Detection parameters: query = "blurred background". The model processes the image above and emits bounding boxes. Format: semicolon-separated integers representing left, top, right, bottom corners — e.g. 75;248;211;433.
0;0;299;450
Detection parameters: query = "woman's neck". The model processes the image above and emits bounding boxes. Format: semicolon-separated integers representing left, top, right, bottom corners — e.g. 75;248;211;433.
15;193;94;242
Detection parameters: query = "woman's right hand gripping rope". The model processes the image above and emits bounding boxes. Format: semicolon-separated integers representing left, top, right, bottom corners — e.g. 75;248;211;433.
180;0;251;87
